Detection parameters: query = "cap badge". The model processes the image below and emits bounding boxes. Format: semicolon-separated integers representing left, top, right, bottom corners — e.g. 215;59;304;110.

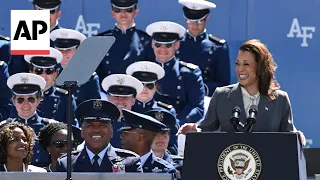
61;32;68;38
141;65;150;71
93;100;102;110
160;26;168;32
117;77;125;85
155;111;164;121
20;76;29;83
191;5;198;9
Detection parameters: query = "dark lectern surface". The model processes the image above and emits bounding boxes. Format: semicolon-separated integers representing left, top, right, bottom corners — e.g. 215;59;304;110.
182;132;306;180
304;148;320;177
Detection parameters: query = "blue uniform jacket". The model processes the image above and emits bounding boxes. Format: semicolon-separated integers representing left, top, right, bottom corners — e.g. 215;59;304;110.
142;152;176;174
0;61;12;120
96;26;154;87
176;32;230;96
0;40;10;64
56;145;142;172
154;57;205;125
132;99;179;155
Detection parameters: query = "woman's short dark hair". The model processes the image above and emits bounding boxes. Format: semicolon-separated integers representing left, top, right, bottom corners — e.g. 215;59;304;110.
0;122;35;165
38;122;67;152
239;39;277;99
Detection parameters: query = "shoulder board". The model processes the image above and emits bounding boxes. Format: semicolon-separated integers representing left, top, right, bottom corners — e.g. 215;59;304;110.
42;118;59;124
157;101;173;110
114;148;140;157
92;72;97;76
137;29;151;37
154;157;174;167
59;150;81;159
170;155;184;161
0;61;4;66
179;61;198;70
96;29;112;36
208;34;226;44
0;35;10;41
0;118;14;127
55;87;68;95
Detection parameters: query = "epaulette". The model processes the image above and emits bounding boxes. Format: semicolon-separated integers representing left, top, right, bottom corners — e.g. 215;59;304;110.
208;34;226;44
137;29;151;37
59;150;81;159
154;157;174;168
114;148;140;157
0;61;4;66
96;29;112;36
179;61;199;70
55;87;68;95
92;72;97;76
170;155;184;161
157;101;173;110
0;118;14;127
0;35;10;41
42;118;59;124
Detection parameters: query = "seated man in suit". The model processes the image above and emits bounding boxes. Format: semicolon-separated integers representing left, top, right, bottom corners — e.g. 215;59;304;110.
120;109;176;174
56;99;142;172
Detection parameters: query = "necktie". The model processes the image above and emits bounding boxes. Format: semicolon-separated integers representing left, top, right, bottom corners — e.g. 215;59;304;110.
92;155;100;171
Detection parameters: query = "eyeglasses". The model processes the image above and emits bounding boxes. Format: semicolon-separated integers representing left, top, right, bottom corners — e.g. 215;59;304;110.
50;9;57;14
51;140;75;149
16;97;36;104
154;42;173;48
142;83;155;90
112;7;134;13
34;68;55;75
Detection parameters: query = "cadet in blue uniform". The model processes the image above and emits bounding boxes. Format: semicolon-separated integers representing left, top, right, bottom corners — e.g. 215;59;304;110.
120;109;176;174
96;0;154;85
4;72;58;167
51;28;101;105
56;99;142;173
177;0;230;96
145;109;183;179
0;61;12;121
22;48;78;125
9;0;62;75
146;21;205;125
0;36;10;64
126;61;179;154
101;74;143;148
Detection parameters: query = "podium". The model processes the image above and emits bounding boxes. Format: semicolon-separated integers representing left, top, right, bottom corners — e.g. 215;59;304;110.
182;132;307;180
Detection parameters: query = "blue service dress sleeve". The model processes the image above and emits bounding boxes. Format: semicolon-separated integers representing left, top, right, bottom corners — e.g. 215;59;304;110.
206;42;231;96
0;41;11;64
0;62;13;120
177;67;205;123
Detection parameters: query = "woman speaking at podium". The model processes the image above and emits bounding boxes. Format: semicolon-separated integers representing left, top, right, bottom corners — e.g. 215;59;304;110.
177;39;305;145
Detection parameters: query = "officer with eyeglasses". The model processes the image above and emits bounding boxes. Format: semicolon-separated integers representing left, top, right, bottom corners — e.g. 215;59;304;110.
126;61;180;155
50;28;102;105
2;73;60;167
56;99;142;172
95;0;154;91
146;21;205;126
19;48;78;126
0;61;12;121
9;0;63;75
101;74;143;148
176;0;231;97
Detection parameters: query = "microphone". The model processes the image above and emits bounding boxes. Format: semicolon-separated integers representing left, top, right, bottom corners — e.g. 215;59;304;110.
230;106;242;132
243;105;258;132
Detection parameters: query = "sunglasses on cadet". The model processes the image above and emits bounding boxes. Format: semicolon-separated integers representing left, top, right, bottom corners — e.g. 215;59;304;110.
154;42;173;48
142;83;155;90
51;140;75;149
34;68;55;75
112;7;134;13
16;97;36;104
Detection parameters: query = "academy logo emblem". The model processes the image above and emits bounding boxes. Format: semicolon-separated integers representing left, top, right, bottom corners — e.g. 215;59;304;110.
217;144;262;180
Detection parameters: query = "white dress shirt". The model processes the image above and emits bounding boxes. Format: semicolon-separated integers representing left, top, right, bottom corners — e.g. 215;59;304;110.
241;87;260;117
86;143;110;166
